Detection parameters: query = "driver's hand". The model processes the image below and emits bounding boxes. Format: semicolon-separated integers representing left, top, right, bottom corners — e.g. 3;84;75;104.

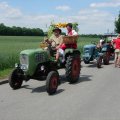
56;46;60;50
45;39;51;44
45;39;48;42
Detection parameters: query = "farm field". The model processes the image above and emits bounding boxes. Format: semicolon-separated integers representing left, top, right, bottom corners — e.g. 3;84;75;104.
0;36;99;78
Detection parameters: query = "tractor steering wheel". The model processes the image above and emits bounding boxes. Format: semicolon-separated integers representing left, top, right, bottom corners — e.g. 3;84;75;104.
50;39;57;48
45;39;57;48
46;39;57;56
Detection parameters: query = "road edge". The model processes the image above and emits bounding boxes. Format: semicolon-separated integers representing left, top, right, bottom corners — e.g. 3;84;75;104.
0;79;8;85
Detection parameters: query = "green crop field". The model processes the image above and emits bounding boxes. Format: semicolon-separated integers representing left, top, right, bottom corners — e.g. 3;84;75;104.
0;36;99;78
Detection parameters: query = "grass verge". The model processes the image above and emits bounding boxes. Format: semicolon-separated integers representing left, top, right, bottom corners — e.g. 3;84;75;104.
0;68;13;80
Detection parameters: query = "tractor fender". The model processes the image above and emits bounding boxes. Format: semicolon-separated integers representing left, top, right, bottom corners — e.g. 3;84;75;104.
65;48;80;55
65;49;80;58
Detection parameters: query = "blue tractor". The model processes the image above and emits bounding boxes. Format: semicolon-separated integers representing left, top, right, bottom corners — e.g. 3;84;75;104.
83;44;103;68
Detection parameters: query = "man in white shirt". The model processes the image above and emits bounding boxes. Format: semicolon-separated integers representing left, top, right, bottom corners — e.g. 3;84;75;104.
66;23;78;36
66;23;78;49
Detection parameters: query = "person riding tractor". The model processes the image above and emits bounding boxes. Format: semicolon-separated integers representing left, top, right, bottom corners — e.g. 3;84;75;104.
45;27;65;62
45;23;79;62
8;22;81;95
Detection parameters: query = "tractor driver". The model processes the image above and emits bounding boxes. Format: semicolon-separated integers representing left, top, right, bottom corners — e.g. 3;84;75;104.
46;27;65;62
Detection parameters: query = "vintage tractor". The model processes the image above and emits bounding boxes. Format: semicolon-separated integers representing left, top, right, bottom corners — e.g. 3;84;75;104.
9;35;81;95
101;33;116;63
96;33;116;65
83;44;103;68
83;34;116;67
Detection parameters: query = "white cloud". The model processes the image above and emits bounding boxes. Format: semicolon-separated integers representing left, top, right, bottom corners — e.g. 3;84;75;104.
0;2;116;34
56;5;71;11
76;9;115;34
0;2;22;18
90;0;120;8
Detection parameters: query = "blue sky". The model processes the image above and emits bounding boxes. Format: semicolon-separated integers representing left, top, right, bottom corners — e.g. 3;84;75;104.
0;0;120;34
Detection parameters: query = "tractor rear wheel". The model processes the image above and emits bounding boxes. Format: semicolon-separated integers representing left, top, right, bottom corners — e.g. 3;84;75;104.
97;56;102;68
46;71;59;95
103;52;110;65
65;55;81;83
9;69;24;89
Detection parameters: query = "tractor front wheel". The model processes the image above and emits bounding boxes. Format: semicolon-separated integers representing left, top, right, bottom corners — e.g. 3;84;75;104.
66;55;81;83
83;59;90;64
46;71;59;95
9;69;24;89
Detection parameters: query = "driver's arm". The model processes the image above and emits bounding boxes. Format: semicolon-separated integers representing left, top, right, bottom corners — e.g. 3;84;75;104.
45;39;52;44
56;35;64;50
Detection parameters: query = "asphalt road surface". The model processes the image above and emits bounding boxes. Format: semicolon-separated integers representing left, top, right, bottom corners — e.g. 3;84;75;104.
0;60;120;120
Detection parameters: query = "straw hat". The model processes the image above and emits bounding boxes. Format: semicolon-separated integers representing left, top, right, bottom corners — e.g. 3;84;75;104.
53;27;61;33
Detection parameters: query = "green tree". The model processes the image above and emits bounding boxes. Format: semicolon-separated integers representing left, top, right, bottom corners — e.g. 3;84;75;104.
115;12;120;33
0;23;6;35
72;22;79;32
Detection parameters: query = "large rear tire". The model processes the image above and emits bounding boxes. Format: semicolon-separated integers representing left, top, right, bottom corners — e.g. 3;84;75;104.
9;69;24;89
103;52;110;65
97;56;102;68
65;55;81;83
46;71;59;95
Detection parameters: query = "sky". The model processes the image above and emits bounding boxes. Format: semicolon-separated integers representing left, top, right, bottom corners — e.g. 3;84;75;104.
0;0;120;34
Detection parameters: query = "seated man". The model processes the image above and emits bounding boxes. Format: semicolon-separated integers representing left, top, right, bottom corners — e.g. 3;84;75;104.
99;37;105;48
96;37;105;51
60;23;78;50
66;23;78;49
45;27;65;62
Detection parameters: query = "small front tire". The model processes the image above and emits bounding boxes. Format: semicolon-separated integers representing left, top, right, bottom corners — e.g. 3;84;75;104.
9;69;24;89
83;59;90;64
46;71;59;95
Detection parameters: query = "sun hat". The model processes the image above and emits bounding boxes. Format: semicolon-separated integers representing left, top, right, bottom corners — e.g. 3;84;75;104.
53;27;61;33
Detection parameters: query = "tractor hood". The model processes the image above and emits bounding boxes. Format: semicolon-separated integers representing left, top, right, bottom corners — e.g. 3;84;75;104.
19;48;50;76
20;48;45;55
84;44;96;49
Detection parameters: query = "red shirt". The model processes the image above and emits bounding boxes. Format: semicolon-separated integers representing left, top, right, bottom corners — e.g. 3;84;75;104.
113;38;120;49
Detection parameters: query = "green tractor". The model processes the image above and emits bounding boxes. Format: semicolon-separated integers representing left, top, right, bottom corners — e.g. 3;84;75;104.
9;36;81;95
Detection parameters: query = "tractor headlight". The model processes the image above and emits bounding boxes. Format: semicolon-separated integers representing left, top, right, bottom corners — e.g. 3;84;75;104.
20;54;29;70
20;64;28;70
15;63;19;68
41;65;45;71
15;63;20;68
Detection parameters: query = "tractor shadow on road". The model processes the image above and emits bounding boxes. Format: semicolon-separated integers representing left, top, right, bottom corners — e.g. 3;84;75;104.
21;74;92;95
78;75;92;83
84;61;103;68
21;85;47;93
21;84;65;95
59;74;92;85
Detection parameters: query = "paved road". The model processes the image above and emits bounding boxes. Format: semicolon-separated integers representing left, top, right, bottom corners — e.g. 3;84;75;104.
0;61;120;120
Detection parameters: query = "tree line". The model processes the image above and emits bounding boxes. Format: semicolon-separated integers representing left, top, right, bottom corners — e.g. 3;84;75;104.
80;34;102;38
115;12;120;34
0;23;44;36
0;11;120;37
